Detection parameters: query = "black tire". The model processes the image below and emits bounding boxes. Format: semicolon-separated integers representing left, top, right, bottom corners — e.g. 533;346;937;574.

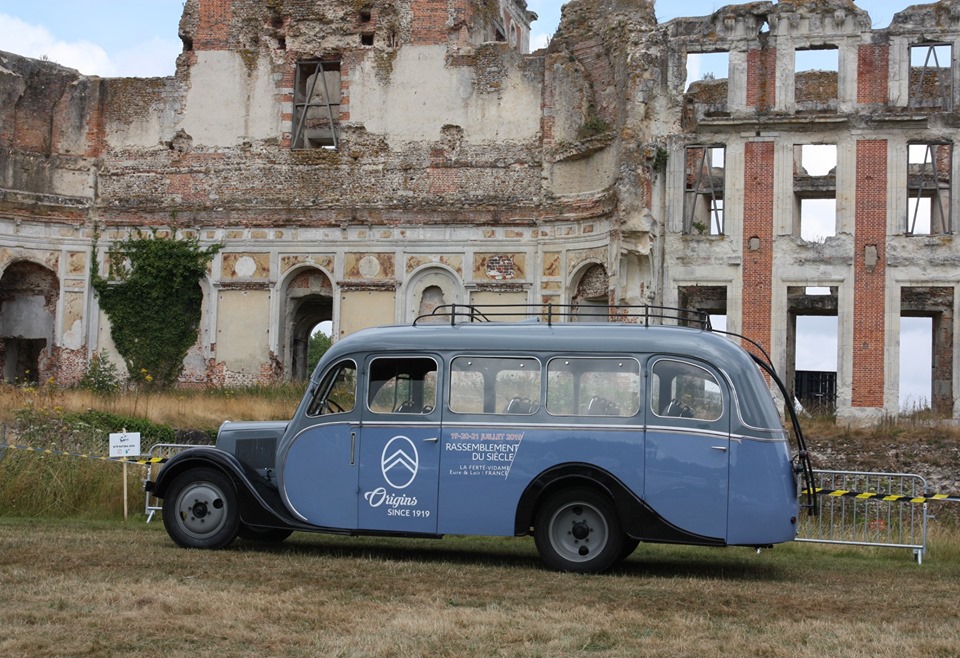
162;467;240;549
534;487;623;573
237;524;293;543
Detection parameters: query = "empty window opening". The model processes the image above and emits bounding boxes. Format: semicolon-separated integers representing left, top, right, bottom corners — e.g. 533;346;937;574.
360;33;374;46
901;287;953;416
906;142;952;235
677;285;727;330
795;47;839;106
787;286;838;414
794;315;838;414
359;8;372;23
794;144;837;241
684;145;725;235
684;52;729;92
909;44;952;110
292;60;342;150
800;199;837;242
758;20;769;35
899;317;933;413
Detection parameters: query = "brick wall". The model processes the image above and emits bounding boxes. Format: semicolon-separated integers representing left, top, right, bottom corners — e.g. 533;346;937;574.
746;48;776;110
741;141;775;358
852;140;887;407
857;44;888;104
195;0;232;50
412;0;449;45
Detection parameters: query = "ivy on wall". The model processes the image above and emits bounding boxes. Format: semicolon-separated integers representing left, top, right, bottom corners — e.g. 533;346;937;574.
91;233;222;387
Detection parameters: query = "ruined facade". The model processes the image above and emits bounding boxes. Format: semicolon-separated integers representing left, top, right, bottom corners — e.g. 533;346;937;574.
1;0;959;423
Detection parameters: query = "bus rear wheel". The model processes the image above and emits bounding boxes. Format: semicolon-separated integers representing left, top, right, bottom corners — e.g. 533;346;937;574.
534;487;623;573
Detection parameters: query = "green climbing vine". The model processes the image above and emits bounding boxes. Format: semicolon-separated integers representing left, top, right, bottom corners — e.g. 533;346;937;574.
91;233;222;387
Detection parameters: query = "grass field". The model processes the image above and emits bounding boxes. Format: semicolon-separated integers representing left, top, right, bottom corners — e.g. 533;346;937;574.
1;518;959;658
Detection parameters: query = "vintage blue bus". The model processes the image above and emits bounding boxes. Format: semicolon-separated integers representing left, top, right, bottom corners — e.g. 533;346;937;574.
148;305;815;573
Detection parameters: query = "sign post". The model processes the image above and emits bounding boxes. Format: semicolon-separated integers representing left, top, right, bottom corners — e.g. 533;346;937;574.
109;431;142;520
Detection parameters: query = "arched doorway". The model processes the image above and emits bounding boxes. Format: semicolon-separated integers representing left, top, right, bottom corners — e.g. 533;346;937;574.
283;268;334;380
0;261;59;384
571;263;609;321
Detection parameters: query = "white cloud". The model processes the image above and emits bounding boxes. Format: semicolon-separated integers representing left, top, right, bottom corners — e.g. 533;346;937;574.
112;37;180;77
0;13;115;75
530;32;550;52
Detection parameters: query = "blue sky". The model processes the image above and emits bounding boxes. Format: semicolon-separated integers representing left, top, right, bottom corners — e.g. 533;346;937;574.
0;0;931;407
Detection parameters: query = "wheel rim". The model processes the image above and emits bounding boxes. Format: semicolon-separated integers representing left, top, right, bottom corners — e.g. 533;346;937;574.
173;481;229;540
547;501;609;563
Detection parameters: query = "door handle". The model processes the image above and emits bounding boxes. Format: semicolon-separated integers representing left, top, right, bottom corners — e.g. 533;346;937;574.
711;445;728;452
423;437;438;443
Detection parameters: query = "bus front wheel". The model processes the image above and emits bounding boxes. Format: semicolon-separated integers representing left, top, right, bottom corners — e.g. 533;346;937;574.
534;487;623;573
162;467;240;549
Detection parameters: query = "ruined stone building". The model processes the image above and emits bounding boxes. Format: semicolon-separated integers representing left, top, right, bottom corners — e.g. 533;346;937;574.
1;0;959;423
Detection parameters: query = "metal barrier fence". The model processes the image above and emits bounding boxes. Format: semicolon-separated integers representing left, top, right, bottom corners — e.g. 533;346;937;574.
796;469;929;564
143;443;200;522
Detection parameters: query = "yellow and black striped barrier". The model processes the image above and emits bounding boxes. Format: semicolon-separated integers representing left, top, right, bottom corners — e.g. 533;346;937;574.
803;487;960;504
0;442;168;466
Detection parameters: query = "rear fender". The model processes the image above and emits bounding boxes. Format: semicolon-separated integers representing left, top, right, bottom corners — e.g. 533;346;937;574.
514;462;725;546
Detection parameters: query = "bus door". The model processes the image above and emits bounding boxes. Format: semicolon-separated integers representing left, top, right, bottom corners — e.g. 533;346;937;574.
357;355;441;534
644;357;730;542
281;359;361;529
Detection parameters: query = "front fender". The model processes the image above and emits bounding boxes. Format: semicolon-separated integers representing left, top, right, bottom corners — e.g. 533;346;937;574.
148;447;309;531
149;447;249;499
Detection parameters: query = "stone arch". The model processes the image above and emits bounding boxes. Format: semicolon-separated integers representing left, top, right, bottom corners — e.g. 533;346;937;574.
0;260;59;384
570;262;609;321
280;266;334;380
404;265;464;323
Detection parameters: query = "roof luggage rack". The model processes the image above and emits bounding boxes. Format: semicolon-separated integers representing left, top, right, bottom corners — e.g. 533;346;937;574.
413;303;712;329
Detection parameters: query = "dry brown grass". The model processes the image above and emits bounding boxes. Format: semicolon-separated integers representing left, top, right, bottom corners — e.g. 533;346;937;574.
1;519;959;658
0;384;303;430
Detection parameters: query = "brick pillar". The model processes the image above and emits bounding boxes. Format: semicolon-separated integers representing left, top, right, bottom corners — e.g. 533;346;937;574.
857;44;889;104
852;140;887;408
741;141;775;358
746;48;776;110
195;0;232;50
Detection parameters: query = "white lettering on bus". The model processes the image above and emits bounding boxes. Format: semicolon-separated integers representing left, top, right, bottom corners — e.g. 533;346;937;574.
363;487;418;509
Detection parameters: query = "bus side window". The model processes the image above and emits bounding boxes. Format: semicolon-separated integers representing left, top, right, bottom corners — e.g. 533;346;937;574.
306;361;357;416
650;359;723;422
449;356;540;415
546;357;641;417
367;357;438;414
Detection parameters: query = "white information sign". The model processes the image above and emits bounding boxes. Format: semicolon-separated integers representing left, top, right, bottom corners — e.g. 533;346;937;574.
109;431;142;458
